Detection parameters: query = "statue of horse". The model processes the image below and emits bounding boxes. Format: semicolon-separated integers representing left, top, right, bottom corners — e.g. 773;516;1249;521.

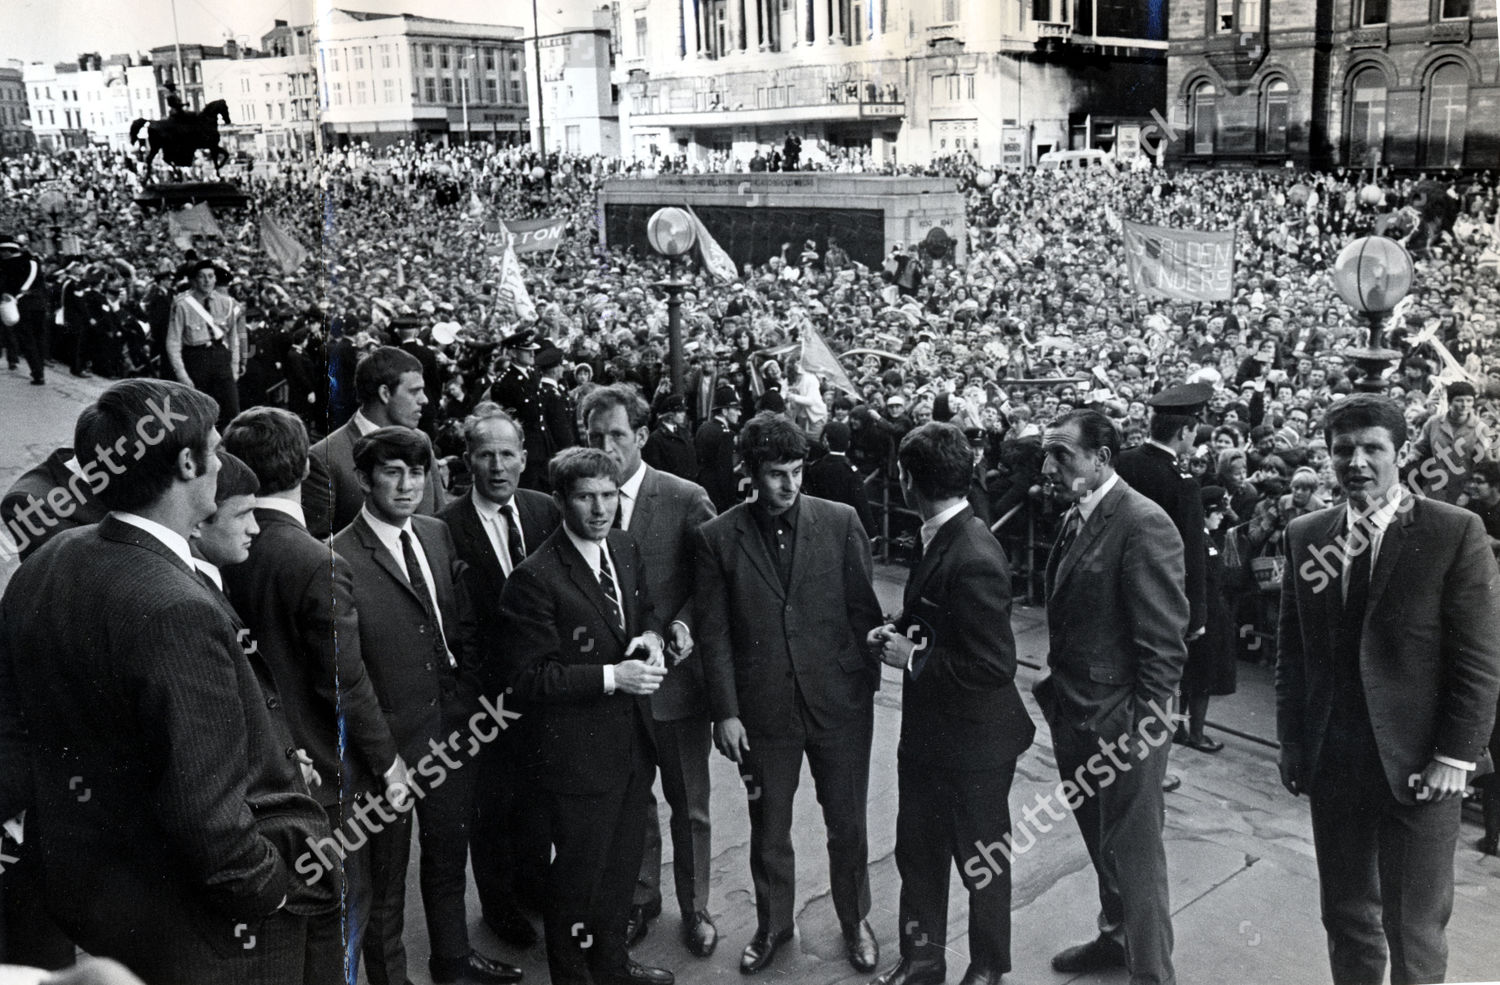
129;99;232;182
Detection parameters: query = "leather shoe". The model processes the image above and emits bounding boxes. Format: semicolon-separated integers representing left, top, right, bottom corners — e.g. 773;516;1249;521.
429;949;524;984
1050;936;1126;974
1172;724;1191;745
957;965;1005;985
871;956;945;985
595;958;674;985
1162;773;1182;793
483;904;538;949
1185;734;1224;753
625;902;659;947
682;910;718;958
740;927;794;975
843;919;879;974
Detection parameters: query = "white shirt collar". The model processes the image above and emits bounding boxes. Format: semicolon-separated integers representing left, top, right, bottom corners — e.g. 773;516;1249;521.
920;500;969;552
255;497;305;527
563;524;608;574
470;487;514;521
360;504;412;555
1345;484;1405;536
352;409;379;436
1077;471;1121;523
620;462;647;501
112;511;195;570
193;558;223;590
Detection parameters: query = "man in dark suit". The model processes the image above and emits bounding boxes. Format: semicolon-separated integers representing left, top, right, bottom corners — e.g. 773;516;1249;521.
1277;394;1500;985
332;427;520;985
438;402;560;948
497;447;675;985
694;386;741;512
1;447;109;563
643;394;698;481
867;423;1035;985
0;380;335;985
396;316;441;437
222;407;412;984
582;385;718;956
1034;409;1188;985
303;345;446;540
696;412;884;976
537;341;578;458
803;422;876;535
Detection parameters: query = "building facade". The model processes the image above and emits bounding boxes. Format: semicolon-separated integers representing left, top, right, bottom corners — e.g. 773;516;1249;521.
1166;0;1498;168
148;42;241;116
612;0;1168;168
314;8;530;148
22;54;152;152
528;7;621;155
202;54;319;157
0;62;34;156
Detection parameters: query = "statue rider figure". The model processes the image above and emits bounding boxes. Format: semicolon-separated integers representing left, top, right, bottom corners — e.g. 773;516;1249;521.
164;82;190;127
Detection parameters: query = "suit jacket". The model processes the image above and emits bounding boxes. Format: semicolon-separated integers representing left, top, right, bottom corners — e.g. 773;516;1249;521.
695;495;883;735
0;517;329;972
897;508;1034;771
538;378;579;454
694;417;738;511
303;419;447;540
496;528;662;795
1;447;109;562
622;467;716;721
332;513;477;759
1035;478;1189;739
223;508;400;808
803;452;876;535
1116;443;1207;634
1276;496;1500;804
438;488;560;694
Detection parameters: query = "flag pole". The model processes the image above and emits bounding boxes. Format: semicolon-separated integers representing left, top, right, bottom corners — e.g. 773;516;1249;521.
170;0;187;106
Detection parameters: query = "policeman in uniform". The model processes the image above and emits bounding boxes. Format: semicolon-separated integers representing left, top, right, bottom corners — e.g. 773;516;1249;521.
166;257;244;430
1115;382;1214;780
488;328;547;490
0;235;47;385
535;340;578;459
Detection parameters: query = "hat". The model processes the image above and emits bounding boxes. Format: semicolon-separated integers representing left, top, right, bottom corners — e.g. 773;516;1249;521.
188;258;230;280
535;342;564;369
713;385;740;410
1147;382;1214;418
213;450;260;504
431;321;460;346
823;421;852;452
0;236;20;253
392;315;424;332
502;328;541;350
1199;485;1230;513
1446;380;1477;399
657;393;688;415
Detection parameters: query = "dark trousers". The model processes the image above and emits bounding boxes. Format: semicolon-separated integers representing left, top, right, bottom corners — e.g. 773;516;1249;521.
1310;736;1462;985
363;699;480;985
741;699;874;935
7;299;47;382
472;724;551;916
183;343;240;430
543;736;655;985
0;836;73;970
895;758;1018;976
1048;715;1175;985
634;713;713;918
305;798;373;985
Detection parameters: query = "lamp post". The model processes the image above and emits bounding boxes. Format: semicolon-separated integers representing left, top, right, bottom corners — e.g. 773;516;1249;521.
35;188;68;258
646;207;697;396
460;52;475;146
1330;235;1414;392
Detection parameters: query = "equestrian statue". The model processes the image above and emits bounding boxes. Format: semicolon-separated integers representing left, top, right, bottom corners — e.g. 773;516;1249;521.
129;86;232;182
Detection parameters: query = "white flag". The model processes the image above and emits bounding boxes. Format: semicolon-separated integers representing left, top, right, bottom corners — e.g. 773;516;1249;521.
686;206;737;283
497;241;536;322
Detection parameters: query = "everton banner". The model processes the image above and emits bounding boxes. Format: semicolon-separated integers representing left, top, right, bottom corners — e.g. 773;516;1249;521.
500;216;567;254
1121;220;1234;301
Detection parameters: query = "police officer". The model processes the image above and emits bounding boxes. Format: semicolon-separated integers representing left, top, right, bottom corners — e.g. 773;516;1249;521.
488;328;547;490
0;235;47;385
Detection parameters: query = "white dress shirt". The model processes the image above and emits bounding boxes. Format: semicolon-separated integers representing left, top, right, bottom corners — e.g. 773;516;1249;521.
1076;471;1121;524
351;409;379;436
192;558;224;591
565;525;624;694
360;505;454;666
113;511;195;570
255;497;306;527
617;462;647;532
472;489;525;576
919;500;969;553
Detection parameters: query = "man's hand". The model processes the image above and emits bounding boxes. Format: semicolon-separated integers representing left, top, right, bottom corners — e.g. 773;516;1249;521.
713;717;751;764
614;659;668;695
383;756;412;810
1186;626;1206;642
667;621;694;665
625;631;665;668
1414;759;1470;801
1278;746;1304;796
868;624;914;669
293;748;322;790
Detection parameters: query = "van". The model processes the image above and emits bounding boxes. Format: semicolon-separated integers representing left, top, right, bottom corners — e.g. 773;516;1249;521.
1036;149;1117;173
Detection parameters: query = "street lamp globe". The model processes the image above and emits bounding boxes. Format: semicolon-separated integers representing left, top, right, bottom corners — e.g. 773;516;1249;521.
1330;235;1414;391
646;207;697;258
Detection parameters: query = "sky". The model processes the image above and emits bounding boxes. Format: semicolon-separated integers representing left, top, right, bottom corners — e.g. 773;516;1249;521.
3;0;590;66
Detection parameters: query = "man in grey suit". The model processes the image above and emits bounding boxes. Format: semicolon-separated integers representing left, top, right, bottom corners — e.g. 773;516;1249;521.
303;346;446;540
582;385;719;957
1278;394;1500;985
1034;409;1188;985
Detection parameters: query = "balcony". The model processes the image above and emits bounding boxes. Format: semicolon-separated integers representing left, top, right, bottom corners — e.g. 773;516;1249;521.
1035;21;1074;41
630;76;903;128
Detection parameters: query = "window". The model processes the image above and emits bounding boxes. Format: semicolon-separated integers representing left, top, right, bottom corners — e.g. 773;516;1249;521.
1423;62;1468;167
1439;0;1469;16
266;101;274;118
441;78;453;103
354;47;365;70
332;81;344;105
355;80;367;104
439;44;450;69
330;50;340;71
383;78;397;102
1347;67;1388;165
1238;0;1262;30
636;16;649;56
1262;78;1289;153
380;44;393;68
483;47;496;70
940;0;961;21
423;77;437;103
1190;80;1217;153
422;44;434;68
1357;0;1387;25
510;78;522;102
485;79;498;102
964;73;975;99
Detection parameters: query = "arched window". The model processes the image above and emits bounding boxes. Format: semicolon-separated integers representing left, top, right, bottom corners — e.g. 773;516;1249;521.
1423;62;1468;168
1347;67;1387;166
1190;81;1217;154
1262;78;1290;153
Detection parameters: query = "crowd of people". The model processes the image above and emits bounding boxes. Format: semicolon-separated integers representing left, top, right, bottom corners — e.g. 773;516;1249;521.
0;138;1499;985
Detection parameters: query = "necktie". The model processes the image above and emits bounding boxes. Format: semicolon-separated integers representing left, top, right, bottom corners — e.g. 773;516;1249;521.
1046;509;1082;594
502;504;526;571
1342;514;1375;628
597;548;625;632
401;530;453;667
614;493;627;530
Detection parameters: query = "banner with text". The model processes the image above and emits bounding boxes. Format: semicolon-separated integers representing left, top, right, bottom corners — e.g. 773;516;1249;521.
1121;220;1234;301
500;216;567;254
